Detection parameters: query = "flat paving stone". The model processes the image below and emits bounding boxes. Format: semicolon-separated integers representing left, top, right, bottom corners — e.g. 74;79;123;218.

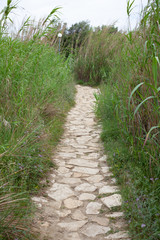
105;212;124;218
64;198;83;209
58;177;82;185
73;167;99;175
78;193;96;201
86;202;102;215
101;167;110;173
55;209;71;218
82;224;111;237
71;209;87;220
68;159;98;168
105;231;129;239
48;184;75;201
32;197;48;203
86;175;104;183
75;183;97;192
90;216;110;226
101;194;122;209
99;185;119;194
57;167;70;174
58;220;87;232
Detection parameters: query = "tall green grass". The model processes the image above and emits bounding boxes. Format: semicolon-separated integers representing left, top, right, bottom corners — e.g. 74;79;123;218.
0;2;75;239
74;0;159;239
74;25;119;85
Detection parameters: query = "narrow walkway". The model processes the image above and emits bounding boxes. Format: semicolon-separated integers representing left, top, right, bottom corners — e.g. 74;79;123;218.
32;85;130;240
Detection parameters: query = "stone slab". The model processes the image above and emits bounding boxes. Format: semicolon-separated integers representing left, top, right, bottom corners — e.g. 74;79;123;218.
58;177;82;185
75;183;97;192
105;231;129;239
55;209;71;218
48;184;74;201
68;159;98;168
91;216;109;227
86;175;104;183
86;202;102;215
64;198;83;209
105;212;124;218
73;167;99;175
99;186;118;194
71;209;87;220
78;193;96;201
101;194;122;209
82;224;111;237
58;220;87;232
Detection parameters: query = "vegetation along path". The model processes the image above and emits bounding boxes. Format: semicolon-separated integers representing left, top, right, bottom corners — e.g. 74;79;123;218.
32;85;130;240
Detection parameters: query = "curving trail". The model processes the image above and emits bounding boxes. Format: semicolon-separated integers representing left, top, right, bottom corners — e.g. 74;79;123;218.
32;85;130;240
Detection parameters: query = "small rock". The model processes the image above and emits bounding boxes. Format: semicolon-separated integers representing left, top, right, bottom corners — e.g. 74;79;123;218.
78;193;96;201
36;203;42;208
105;172;113;177
110;178;117;184
101;194;122;209
99;156;107;162
82;224;111;237
99;186;118;194
105;231;129;239
101;167;110;173
64;198;83;209
55;209;71;218
75;183;97;192
105;212;124;218
86;202;102;214
32;196;48;203
40;222;50;230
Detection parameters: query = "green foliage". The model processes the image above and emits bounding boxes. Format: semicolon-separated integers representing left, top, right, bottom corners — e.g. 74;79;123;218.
0;3;75;239
74;25;119;85
93;0;160;239
62;21;91;57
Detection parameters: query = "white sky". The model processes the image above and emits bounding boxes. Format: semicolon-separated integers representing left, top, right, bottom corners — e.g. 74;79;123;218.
1;0;148;31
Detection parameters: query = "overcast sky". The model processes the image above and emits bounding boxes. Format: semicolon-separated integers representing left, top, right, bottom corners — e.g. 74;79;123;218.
1;0;148;30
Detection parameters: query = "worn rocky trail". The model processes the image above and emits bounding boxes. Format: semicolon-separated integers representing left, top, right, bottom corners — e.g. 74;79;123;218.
32;85;130;240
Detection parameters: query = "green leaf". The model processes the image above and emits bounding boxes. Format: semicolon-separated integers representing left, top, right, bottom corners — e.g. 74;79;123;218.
152;56;159;89
143;125;160;146
134;96;155;116
127;0;136;16
129;82;144;106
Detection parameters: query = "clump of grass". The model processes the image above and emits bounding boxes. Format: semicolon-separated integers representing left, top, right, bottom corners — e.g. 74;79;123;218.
87;0;159;239
74;25;120;86
0;2;75;239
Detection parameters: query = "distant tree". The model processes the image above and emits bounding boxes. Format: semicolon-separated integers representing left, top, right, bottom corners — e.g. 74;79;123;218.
62;21;91;57
94;25;118;34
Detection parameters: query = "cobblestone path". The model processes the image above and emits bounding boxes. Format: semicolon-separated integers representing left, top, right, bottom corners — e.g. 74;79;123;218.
32;85;130;240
